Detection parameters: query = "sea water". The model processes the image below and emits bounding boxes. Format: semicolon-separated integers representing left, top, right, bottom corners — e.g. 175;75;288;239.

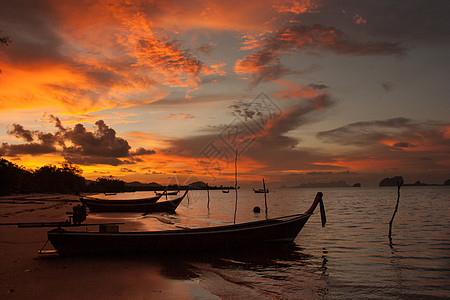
90;187;450;299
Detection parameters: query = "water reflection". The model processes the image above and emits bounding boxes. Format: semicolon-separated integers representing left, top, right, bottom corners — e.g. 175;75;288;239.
389;246;406;296
44;187;450;298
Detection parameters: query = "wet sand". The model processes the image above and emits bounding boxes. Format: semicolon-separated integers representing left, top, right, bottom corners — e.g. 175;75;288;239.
0;194;278;299
0;194;218;300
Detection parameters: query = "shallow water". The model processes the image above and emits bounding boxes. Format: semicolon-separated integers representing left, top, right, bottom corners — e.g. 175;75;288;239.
87;187;450;299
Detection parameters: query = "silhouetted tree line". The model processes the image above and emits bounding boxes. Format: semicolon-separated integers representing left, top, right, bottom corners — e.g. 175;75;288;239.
0;158;85;195
87;176;126;193
0;158;127;195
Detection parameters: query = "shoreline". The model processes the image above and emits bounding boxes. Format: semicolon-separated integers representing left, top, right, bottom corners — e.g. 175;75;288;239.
0;196;219;299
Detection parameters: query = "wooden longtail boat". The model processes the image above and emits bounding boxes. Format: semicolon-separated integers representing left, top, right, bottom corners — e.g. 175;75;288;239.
80;190;188;213
81;194;162;205
47;192;326;256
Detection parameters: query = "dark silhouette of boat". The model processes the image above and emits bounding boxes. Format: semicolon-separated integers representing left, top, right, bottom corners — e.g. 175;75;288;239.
47;192;325;256
80;190;188;213
81;194;162;206
222;189;230;193
253;188;269;193
155;190;179;196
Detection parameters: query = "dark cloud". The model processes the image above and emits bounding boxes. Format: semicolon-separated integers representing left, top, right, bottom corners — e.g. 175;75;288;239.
308;84;328;90
317;118;418;146
259;94;334;144
306;170;356;176
131;148;156;156
229;101;267;121
392;142;415;149
274;25;404;56
0;0;66;66
0;142;57;156
196;43;214;55
1;118;156;166
316;118;450;167
312;117;450;185
236;24;405;85
7;124;34;142
317;0;450;46
63;121;130;158
64;156;126;167
381;82;393;92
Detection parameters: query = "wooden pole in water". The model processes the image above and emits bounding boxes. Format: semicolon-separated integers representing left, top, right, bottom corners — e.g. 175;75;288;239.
389;179;403;246
207;183;210;209
263;177;268;219
233;149;238;224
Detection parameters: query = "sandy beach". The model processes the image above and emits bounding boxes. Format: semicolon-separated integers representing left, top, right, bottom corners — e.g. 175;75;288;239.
0;194;280;300
0;194;218;300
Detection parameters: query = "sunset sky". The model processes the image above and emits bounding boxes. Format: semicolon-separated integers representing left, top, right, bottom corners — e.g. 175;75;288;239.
1;0;449;187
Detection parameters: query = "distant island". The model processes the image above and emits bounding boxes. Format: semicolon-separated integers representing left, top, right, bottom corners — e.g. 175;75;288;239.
379;176;404;187
379;176;450;187
295;181;351;188
2;158;449;196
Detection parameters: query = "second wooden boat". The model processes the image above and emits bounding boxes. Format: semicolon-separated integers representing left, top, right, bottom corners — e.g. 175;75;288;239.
80;190;188;213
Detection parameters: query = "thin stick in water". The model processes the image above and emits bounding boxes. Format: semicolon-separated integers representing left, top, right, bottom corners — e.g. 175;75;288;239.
389;179;403;246
233;149;238;224
207;183;210;210
263;177;268;219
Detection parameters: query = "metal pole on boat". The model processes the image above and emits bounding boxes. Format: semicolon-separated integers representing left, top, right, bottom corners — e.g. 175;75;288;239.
263;177;268;219
233;149;238;224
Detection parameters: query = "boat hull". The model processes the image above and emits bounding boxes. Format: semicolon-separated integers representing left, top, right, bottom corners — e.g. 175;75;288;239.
48;213;312;256
80;195;161;205
80;190;188;213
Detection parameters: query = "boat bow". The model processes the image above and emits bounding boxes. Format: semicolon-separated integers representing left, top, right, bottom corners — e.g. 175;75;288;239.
304;192;326;227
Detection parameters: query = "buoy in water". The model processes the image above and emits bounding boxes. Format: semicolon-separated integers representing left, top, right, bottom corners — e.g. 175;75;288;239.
253;206;261;213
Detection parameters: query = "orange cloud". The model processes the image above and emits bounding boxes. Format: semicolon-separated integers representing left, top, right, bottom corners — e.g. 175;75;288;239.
273;80;325;100
442;126;450;140
273;0;319;14
166;113;195;120
2;0;242;114
353;14;367;25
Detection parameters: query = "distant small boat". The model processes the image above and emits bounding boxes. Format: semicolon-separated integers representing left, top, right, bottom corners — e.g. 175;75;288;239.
253;188;269;193
80;190;188;213
104;193;117;196
222;189;230;193
155;190;179;196
47;192;326;256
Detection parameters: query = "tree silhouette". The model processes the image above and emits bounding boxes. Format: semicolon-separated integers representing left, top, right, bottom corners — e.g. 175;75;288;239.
34;164;85;194
89;176;126;193
0;159;33;194
0;158;85;195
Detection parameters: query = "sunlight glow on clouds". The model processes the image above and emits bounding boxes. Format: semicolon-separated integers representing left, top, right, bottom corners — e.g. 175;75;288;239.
1;0;449;186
